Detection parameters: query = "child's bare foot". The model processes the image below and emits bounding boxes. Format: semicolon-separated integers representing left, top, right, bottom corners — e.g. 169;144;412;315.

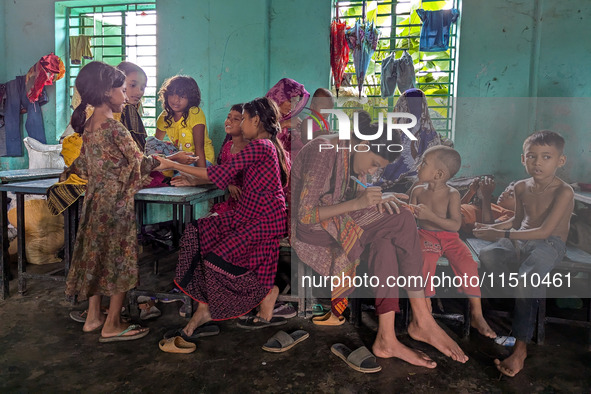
408;318;468;363
495;341;527;377
257;285;279;322
373;334;437;368
471;314;497;338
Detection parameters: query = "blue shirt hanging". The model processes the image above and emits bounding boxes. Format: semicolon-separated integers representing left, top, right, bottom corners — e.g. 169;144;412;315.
416;9;459;52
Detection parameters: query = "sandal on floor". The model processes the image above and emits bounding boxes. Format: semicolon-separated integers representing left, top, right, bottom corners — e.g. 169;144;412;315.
98;325;150;343
331;343;382;373
262;330;309;353
69;308;108;323
163;323;220;343
237;316;287;330
312;311;345;326
159;337;196;354
311;304;326;316
138;296;161;320
272;302;297;319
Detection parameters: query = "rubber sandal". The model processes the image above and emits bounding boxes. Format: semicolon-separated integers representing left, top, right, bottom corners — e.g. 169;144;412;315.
138;296;161;320
312;311;345;326
262;330;309;353
163;323;220;343
98;324;150;343
311;304;326;317
330;343;382;373
159;337;196;354
272;303;297;319
237;316;287;330
69;308;108;323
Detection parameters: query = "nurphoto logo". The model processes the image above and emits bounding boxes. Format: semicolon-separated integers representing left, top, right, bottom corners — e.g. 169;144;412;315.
309;109;417;152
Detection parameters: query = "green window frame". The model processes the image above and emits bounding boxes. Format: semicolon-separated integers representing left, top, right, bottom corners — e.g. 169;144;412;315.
64;2;157;135
333;0;460;139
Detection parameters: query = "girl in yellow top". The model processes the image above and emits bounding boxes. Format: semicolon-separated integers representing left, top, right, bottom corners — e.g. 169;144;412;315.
154;75;215;167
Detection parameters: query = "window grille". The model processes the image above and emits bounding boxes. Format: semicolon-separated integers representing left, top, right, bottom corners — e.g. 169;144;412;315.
333;0;460;139
65;2;157;135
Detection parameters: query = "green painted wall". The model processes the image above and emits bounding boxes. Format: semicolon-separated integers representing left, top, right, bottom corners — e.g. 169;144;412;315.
455;0;591;189
1;0;589;189
0;0;5;82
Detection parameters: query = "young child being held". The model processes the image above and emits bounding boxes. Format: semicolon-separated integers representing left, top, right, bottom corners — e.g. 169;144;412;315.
410;145;497;339
460;177;516;235
474;130;574;377
151;75;215;167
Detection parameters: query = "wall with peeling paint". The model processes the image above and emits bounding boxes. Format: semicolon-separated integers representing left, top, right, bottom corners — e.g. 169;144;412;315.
455;0;591;188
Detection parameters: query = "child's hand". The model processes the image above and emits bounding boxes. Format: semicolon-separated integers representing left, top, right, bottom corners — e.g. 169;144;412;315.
473;222;492;230
473;226;502;241
469;178;481;193
354;187;383;210
168;151;199;165
376;192;408;214
477;176;495;200
154;156;176;171
411;204;435;220
170;174;198;187
228;185;242;200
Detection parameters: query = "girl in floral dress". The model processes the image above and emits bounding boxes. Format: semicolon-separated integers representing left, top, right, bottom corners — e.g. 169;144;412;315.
63;61;189;342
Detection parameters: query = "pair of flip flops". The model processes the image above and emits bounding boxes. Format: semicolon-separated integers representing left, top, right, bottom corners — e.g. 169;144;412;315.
163;323;220;343
237;316;287;330
98;324;150;343
262;330;309;353
312;311;345;326
159;337;196;354
331;343;382;373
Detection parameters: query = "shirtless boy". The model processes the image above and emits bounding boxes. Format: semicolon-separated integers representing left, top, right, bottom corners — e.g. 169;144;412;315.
410;146;497;339
474;130;574;377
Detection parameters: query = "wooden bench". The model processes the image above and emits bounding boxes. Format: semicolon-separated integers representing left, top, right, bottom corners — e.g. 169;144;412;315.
464;237;591;345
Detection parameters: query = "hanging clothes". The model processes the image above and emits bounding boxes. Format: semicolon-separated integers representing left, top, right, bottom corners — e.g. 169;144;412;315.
25;53;64;103
69;35;93;65
380;50;416;97
416;9;460;52
3;76;48;157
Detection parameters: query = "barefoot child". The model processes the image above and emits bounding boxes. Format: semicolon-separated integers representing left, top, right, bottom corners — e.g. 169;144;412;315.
474;130;574;377
410;146;497;339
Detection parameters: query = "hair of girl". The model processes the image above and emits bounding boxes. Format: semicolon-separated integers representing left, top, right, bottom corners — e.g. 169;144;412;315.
242;97;289;187
71;61;126;135
351;110;402;163
230;103;244;113
158;75;202;128
116;61;147;80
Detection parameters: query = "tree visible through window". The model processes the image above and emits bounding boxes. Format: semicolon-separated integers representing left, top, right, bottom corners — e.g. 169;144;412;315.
65;3;157;135
333;0;460;139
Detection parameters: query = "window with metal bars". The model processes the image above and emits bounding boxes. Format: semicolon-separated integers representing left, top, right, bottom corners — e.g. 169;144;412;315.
65;2;157;135
333;0;460;139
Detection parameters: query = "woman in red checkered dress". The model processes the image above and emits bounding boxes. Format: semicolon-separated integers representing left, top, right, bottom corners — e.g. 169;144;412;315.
156;97;290;335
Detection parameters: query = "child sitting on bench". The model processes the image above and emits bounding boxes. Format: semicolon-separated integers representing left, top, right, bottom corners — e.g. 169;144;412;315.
474;130;574;377
410;146;497;339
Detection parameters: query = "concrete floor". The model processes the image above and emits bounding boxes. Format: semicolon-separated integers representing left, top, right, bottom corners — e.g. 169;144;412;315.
1;248;591;393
